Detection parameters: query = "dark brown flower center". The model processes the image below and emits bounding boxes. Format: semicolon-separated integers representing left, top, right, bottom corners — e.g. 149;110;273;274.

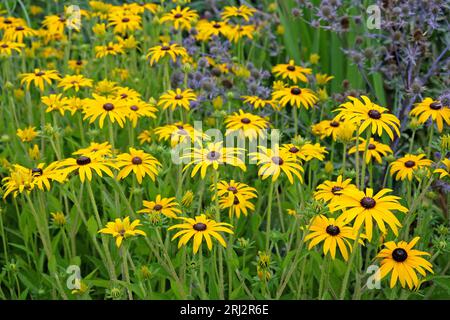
404;160;415;168
103;103;114;111
76;156;91;166
35;71;45;76
132;156;143;165
130;105;139;111
174;94;183;100
360;196;376;209
16;26;25;31
161;45;171;51
207;151;220;160
368;144;376;150
290;87;301;95
429;101;442;110
76;59;83;65
331;186;343;195
193;222;207;231
120;93;128;99
176;125;184;130
122;17;130;23
174;13;183;19
213;23;221;28
1;44;8;48
227;186;238;194
368;109;381;119
233;197;240;205
107;46;114;51
330;121;340;127
289;146;299;153
241;117;251;124
31;168;43;176
271;156;284;165
286;65;296;71
392;248;408;262
326;225;340;236
153;204;163;211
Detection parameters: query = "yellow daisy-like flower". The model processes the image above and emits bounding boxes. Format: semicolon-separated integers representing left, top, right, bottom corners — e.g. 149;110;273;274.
250;146;304;184
410;97;450;133
221;5;256;21
272;85;318;109
65;96;85;115
138;195;181;219
157;88;197;111
160;6;198;30
68;59;87;74
224;109;269;141
434;158;450;179
30;162;65;191
108;12;142;34
57;74;93;92
138;130;152;145
196;20;231;41
226;24;255;43
390;154;433;181
168;214;233;254
376;237;433;289
154;122;205;148
146;42;188;66
348;138;393;164
73;141;112;158
95;42;124;58
57;154;116;183
335;96;400;140
333;188;409;241
218;195;255;219
315;73;334;86
182;142;246;178
124;99;158;127
99;217;146;248
2;165;34;199
3;24;36;43
82;94;128;128
0;40;25;56
241;95;275;109
314;175;358;208
281;143;328;162
41;94;69;116
272;60;312;83
17;126;39;142
212;180;258;203
20;69;61;92
116;148;161;184
304;214;361;261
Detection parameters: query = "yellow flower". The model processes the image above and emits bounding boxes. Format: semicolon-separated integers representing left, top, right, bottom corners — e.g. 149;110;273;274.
92;23;107;36
410;97;450;133
272;85;318;109
82;94;128;128
17;126;39;142
95;42;124;58
57;75;93;92
2;165;34;198
28;144;40;160
68;59;87;74
196;20;231;41
221;5;256;21
57;154;116;183
309;53;320;65
154;122;205;147
73;141;112;158
108;12;142;34
182;142;246;178
390;154;433;181
304;215;361;261
241;96;275;109
348;138;393;164
157;88;197;111
272;60;312;83
51;212;66;227
146;42;188;66
99;217;146;248
20;69;61;92
224;109;270;141
181;190;194;207
376;237;433;289
0;40;25;56
315;73;334;86
226;24;255;43
250;146;304;184
138;130;152;145
434;158;450;179
168;214;233;254
124;98;158;127
116;148;161;184
160;6;198;30
138;195;181;218
314;175;358;208
41;94;69;116
281;143;328;162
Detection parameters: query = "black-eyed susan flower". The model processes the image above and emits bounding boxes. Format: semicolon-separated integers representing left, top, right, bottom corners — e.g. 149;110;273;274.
168;214;233;254
376;237;433;289
182;142;246;178
157;88;196;111
138;195;181;219
108;12;142;34
314;175;358;208
348;138;393;164
333;188;408;241
95;42;124;58
138;130;152;145
272;60;312;83
82;94;128;128
20;69;61;92
68;58;87;74
2;165;35;198
57;154;116;183
99;217;146;248
72;142;112;158
304;215;361;261
241;95;275;109
16;126;39;142
57;74;93;92
218;193;255;218
154;122;205;148
281;142;328;162
221;5;256;21
250;146;304;184
335;96;400;140
224;110;269;141
434;158;450;179
160;6;198;30
272;85;318;109
30;162;65;191
315;73;334;86
116;148;161;184
146;42;188;66
0;40;25;56
41;94;69;116
226;24;255;43
124;99;158;127
410;97;450;133
390;154;433;181
196;20;231;41
3;24;36;43
212;180;258;204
